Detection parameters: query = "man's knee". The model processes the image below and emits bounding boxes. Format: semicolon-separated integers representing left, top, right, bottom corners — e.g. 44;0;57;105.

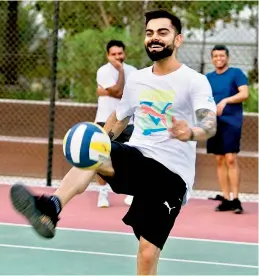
216;155;226;166
225;153;237;167
138;237;160;268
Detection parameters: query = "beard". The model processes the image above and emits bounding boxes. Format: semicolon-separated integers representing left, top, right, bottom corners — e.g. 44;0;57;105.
145;41;174;61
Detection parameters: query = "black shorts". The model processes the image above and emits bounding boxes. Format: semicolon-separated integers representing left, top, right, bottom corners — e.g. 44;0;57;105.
98;142;187;250
206;121;242;155
96;122;133;143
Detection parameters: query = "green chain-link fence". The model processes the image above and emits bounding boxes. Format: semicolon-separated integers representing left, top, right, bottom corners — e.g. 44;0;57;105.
0;1;257;198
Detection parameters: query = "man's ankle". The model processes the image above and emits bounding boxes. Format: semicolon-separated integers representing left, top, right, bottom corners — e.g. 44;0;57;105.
49;195;62;215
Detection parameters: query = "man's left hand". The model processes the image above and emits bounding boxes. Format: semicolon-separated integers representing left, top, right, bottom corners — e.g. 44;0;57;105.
168;117;192;142
97;86;109;96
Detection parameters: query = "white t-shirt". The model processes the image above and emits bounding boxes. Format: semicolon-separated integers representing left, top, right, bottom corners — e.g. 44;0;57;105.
95;62;137;124
116;64;216;204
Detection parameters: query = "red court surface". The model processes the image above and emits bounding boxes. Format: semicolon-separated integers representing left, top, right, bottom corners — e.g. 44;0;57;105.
0;184;258;243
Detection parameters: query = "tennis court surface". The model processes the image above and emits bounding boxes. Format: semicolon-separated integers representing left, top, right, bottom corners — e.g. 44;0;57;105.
0;184;258;275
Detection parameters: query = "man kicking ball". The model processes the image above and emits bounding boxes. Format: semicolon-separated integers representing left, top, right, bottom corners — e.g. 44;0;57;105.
10;9;216;275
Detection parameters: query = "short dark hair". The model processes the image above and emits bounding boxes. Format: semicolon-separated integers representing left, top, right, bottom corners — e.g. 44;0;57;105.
144;9;182;34
106;40;125;53
211;45;229;57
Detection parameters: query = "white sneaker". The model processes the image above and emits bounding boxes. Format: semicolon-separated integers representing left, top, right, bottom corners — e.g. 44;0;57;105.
124;195;133;206
97;188;110;208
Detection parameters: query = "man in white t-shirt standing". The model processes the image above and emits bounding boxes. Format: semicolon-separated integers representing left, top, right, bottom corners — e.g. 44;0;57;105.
95;40;137;207
10;9;217;275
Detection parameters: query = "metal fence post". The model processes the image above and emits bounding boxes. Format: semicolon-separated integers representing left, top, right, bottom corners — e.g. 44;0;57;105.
46;0;59;186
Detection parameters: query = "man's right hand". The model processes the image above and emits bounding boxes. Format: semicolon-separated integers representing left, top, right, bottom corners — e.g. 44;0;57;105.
216;99;227;116
108;57;123;71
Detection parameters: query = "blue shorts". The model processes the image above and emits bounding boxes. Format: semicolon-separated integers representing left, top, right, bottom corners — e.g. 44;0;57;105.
206;122;242;155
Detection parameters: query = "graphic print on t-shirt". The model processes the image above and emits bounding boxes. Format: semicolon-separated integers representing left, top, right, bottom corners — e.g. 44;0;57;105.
138;89;175;136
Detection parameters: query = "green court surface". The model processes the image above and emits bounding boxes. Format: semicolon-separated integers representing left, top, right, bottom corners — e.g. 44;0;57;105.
0;224;258;275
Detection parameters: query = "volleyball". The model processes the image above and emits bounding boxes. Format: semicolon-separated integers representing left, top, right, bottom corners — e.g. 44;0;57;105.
63;122;111;169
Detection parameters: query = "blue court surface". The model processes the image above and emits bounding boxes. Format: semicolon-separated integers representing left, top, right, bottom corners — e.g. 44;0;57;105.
0;223;258;275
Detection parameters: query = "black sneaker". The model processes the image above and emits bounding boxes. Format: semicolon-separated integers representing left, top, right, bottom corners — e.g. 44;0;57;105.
10;183;59;238
232;198;244;214
208;194;224;201
215;198;233;211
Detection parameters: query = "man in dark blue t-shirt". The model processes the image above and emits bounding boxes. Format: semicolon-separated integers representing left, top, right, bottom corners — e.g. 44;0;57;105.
206;45;249;214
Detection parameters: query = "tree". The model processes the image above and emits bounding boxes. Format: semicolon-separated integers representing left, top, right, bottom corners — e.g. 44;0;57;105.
31;1;189;34
25;1;258;104
0;2;51;98
181;1;253;73
244;1;258;84
58;26;145;102
1;1;19;85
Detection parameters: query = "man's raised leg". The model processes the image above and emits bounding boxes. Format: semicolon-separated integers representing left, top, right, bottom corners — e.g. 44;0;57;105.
10;160;114;238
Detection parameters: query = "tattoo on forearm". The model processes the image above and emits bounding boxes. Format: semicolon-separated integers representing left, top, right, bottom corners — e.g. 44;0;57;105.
108;131;115;140
196;108;216;137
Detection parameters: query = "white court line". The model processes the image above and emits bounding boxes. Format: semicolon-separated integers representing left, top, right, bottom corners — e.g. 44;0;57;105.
0;243;258;269
0;222;258;246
